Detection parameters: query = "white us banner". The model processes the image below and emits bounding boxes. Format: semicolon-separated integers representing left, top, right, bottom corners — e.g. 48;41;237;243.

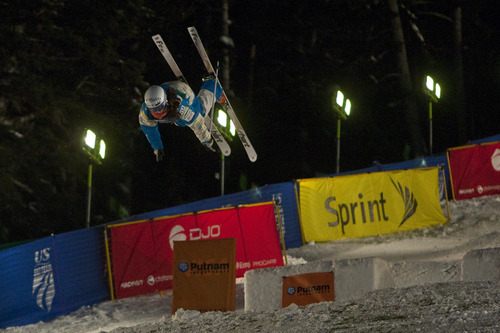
32;247;55;312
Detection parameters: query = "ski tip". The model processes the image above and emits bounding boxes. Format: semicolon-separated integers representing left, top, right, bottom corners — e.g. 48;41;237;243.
222;146;231;156
250;155;257;162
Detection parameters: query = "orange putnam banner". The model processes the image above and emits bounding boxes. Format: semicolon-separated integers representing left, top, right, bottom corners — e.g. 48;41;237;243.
448;141;500;200
172;238;236;313
298;167;447;242
282;272;334;308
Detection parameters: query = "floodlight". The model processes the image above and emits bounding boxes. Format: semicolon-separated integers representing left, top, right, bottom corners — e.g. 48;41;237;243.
217;110;228;127
336;91;344;107
345;99;351;116
99;140;106;159
229;120;236;136
426;76;434;92
85;130;96;149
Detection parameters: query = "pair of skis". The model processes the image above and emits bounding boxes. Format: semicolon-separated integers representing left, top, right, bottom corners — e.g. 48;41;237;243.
152;27;257;162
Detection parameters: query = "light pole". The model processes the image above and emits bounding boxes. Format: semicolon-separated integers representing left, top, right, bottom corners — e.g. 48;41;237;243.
216;109;235;195
332;90;351;173
424;75;441;155
82;129;106;228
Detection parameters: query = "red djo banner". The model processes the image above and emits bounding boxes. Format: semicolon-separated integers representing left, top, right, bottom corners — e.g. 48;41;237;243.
448;141;500;200
109;202;284;299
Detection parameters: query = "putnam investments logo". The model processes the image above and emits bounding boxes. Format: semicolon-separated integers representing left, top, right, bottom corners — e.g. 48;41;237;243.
32;247;55;312
286;284;330;296
178;261;230;276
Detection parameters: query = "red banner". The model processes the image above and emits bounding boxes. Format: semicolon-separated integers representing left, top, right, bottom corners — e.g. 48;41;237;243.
110;203;284;299
448;142;500;200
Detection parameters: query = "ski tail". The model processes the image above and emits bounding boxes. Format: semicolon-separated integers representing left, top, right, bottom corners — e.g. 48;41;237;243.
152;34;188;83
187;27;216;75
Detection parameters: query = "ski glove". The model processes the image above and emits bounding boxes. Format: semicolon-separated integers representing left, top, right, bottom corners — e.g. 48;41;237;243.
154;149;164;162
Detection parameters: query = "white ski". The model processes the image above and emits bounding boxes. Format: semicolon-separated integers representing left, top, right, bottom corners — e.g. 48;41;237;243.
151;34;231;156
187;26;258;162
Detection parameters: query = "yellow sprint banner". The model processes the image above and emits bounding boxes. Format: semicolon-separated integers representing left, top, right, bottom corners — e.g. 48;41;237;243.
298;167;447;242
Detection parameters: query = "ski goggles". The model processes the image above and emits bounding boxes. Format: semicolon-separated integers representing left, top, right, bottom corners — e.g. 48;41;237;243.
149;101;168;114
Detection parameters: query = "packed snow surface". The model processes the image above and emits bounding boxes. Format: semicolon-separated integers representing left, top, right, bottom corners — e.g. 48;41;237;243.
5;195;500;332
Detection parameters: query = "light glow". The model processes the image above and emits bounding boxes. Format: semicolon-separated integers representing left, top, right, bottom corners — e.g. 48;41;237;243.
426;76;434;91
345;99;351;116
217;110;227;127
99;140;106;159
336;91;344;107
229;121;236;136
85;130;96;149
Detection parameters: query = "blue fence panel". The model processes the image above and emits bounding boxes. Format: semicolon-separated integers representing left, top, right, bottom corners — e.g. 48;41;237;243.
113;182;303;249
468;134;500;144
52;227;108;313
1;238;53;328
0;227;108;329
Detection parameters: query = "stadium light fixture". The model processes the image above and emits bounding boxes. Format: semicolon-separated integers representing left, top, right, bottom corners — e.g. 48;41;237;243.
216;109;235;141
229;120;236;137
424;75;441;154
217;109;228;128
215;109;236;196
99;140;106;159
85;130;96;149
332;89;351;173
425;76;441;102
82;129;106;228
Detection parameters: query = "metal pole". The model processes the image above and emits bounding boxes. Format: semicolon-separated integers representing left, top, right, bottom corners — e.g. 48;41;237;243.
429;100;433;155
221;153;225;196
336;118;341;173
86;163;93;228
337;117;340;173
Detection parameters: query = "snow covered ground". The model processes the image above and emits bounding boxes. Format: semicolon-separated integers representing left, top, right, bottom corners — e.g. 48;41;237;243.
5;195;500;332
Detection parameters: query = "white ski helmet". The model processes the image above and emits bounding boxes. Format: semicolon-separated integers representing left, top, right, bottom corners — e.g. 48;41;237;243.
144;85;168;113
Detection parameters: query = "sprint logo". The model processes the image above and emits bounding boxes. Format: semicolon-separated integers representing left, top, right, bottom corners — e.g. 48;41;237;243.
324;178;418;233
390;178;418;227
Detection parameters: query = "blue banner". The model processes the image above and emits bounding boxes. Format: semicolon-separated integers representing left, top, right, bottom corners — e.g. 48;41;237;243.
0;227;108;329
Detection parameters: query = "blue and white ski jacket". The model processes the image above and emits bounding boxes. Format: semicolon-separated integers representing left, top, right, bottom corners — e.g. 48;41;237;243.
138;80;222;151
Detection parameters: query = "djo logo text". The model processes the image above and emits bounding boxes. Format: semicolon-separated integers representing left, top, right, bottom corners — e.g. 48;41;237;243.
168;224;222;250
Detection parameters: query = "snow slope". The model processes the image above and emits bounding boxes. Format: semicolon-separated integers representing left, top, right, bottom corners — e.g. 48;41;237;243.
5;195;500;333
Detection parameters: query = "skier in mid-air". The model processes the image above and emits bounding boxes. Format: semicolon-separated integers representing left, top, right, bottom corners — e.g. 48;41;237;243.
139;78;223;161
